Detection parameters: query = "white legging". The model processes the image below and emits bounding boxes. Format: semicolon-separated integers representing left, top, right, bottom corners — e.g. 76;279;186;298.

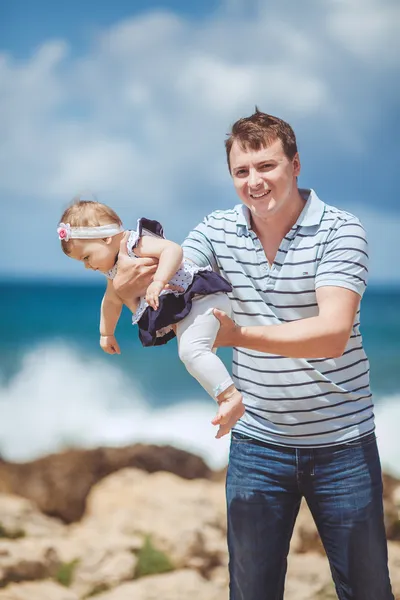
176;293;234;400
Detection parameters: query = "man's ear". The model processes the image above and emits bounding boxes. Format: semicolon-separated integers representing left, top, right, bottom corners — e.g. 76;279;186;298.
104;237;113;245
293;152;301;177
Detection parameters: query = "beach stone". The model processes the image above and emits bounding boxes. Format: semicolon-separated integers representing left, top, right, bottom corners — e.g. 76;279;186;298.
383;480;400;541
0;580;79;600
0;446;398;599
70;547;137;598
388;541;400;599
290;500;324;555
54;525;142;563
91;569;226;600
284;553;332;599
45;524;142;596
83;468;227;573
0;444;212;523
0;493;65;539
0;539;60;586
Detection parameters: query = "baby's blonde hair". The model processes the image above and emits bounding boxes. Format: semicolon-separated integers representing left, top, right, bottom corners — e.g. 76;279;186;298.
59;197;123;255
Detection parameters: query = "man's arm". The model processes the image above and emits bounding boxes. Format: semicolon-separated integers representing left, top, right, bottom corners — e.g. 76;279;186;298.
214;286;360;358
215;215;368;358
113;235;158;302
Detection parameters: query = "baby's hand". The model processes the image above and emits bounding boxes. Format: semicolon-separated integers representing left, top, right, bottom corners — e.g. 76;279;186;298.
145;280;165;310
100;335;121;355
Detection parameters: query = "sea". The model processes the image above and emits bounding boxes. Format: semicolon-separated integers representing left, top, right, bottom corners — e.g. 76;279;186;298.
1;281;399;474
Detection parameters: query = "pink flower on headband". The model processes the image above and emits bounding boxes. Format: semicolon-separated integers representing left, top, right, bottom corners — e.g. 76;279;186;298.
57;222;71;242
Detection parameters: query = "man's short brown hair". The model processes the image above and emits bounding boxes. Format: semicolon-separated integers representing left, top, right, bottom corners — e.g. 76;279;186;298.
225;108;298;171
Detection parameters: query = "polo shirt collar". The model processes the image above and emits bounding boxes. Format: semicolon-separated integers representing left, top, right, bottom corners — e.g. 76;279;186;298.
296;188;325;227
235;188;325;235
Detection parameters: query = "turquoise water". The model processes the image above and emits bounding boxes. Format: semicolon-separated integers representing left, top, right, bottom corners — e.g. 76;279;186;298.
2;281;399;396
1;281;399;470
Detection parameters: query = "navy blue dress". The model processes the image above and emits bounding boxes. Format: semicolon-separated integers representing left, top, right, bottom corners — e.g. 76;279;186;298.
133;218;232;347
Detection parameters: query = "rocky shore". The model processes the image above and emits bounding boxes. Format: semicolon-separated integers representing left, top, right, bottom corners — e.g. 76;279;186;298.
0;444;399;599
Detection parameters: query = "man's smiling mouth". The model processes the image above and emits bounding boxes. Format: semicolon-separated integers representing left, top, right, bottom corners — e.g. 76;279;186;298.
250;190;271;199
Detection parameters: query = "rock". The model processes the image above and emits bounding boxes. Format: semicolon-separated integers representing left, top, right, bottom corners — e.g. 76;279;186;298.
82;468;227;575
0;445;398;600
384;499;400;541
0;539;60;587
91;569;226;600
290;500;324;555
0;580;79;600
284;553;332;599
0;444;212;523
46;524;142;597
383;473;400;500
70;548;137;598
0;494;65;539
388;541;400;599
55;526;142;564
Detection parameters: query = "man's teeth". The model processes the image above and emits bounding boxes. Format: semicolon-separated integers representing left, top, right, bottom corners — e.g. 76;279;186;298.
251;190;270;198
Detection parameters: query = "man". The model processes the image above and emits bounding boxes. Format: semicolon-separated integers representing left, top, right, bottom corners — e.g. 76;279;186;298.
114;110;393;599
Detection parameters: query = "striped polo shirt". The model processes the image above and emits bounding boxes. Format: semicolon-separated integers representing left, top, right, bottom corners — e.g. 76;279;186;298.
182;188;374;447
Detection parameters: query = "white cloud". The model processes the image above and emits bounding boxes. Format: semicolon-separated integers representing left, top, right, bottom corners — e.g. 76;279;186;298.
327;0;400;66
0;1;398;279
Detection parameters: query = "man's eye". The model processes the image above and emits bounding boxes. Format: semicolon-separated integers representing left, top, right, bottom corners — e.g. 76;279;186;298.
235;170;247;176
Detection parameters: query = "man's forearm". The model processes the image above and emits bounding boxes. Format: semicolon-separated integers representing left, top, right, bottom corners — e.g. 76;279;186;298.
113;259;157;300
233;316;351;358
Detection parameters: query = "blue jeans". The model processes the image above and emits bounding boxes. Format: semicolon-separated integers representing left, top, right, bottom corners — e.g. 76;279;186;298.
226;432;393;600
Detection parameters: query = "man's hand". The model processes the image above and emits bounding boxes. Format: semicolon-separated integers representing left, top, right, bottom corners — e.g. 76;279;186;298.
113;235;158;302
213;309;242;348
100;334;121;355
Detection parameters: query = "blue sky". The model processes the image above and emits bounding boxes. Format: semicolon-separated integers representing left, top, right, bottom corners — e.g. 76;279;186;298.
1;0;399;284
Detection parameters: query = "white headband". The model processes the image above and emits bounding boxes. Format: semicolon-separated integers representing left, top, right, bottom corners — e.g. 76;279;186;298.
57;222;124;242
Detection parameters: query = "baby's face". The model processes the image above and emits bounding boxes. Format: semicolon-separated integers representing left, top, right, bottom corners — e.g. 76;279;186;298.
69;239;117;273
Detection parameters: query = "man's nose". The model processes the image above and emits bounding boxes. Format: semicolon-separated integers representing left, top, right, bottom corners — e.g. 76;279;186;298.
248;168;262;188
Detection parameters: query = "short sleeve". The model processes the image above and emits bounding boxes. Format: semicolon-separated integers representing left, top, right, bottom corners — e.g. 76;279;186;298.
315;217;369;297
128;218;165;257
182;217;218;270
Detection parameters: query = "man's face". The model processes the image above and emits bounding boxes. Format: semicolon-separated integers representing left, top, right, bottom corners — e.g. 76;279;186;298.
229;138;301;222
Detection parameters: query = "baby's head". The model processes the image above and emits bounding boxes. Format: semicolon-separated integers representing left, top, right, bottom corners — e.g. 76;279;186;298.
57;198;124;273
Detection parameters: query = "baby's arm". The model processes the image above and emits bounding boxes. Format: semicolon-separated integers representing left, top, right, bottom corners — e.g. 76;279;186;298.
99;280;123;354
134;236;183;309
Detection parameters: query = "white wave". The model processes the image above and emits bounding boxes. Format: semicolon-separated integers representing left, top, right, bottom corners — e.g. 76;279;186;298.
0;342;230;469
0;343;398;477
375;397;400;478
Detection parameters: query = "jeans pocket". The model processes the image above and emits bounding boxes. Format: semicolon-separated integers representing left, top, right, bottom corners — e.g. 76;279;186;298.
341;432;376;448
231;431;254;443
